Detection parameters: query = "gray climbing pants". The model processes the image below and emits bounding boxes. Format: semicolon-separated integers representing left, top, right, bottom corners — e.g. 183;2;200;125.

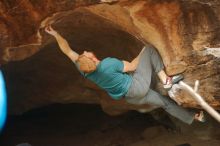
125;46;194;124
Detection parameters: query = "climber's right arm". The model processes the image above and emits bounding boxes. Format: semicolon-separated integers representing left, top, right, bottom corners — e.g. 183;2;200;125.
45;25;79;63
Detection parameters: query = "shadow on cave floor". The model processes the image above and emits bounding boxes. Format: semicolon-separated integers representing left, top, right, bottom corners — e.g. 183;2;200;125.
0;103;220;146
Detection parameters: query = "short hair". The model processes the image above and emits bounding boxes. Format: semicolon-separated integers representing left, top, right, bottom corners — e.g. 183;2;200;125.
76;54;97;73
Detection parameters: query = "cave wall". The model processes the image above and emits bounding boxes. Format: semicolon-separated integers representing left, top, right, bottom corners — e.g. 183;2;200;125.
0;0;220;114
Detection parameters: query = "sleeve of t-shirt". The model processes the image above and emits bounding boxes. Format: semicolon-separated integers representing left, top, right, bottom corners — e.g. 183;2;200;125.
114;59;124;73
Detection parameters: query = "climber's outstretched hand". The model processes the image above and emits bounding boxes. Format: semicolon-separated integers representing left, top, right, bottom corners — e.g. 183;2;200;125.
45;25;58;36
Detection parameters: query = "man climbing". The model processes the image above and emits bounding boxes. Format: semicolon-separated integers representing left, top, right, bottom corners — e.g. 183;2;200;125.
45;25;205;124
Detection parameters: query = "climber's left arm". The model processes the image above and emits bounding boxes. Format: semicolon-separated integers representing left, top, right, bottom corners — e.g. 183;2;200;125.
122;47;145;72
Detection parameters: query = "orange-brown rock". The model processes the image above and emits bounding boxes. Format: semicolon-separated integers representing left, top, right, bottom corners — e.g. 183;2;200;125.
0;0;220;114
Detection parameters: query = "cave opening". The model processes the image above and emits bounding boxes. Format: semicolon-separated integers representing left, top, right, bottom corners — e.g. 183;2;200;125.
0;103;158;146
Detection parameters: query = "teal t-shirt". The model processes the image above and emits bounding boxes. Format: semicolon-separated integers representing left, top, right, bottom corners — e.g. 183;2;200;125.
77;57;132;100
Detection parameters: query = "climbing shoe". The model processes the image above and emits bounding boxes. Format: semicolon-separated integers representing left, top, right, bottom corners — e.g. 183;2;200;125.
163;74;184;90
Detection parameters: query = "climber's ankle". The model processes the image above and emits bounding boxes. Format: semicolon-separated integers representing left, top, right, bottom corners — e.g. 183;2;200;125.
163;74;184;90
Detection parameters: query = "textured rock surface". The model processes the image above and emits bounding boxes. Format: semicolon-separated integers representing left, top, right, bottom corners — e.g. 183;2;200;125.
0;0;220;114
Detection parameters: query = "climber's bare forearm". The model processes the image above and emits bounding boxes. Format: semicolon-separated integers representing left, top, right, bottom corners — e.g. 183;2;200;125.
45;25;79;62
54;33;79;62
130;47;145;69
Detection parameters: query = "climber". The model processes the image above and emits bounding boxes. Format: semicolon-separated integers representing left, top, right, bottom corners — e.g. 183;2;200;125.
45;25;205;124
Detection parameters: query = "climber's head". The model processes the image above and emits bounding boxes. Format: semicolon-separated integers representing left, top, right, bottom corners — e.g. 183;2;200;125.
76;51;99;73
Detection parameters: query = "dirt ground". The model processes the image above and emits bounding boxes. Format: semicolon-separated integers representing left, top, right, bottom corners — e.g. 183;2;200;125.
0;104;220;146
